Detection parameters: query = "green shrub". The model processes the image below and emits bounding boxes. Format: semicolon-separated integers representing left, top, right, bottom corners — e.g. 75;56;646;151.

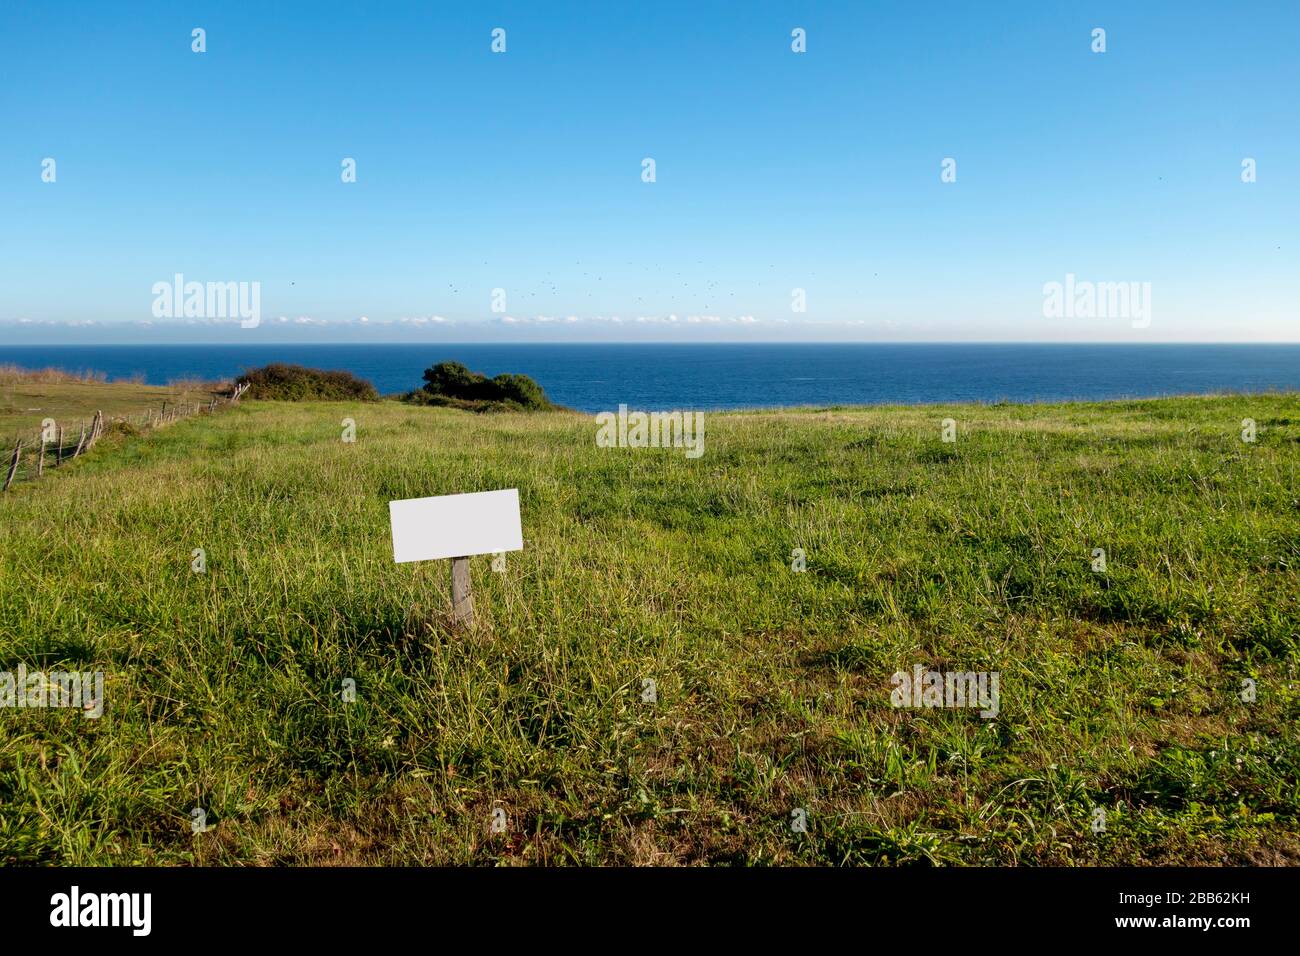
415;361;553;411
106;420;141;438
236;364;379;402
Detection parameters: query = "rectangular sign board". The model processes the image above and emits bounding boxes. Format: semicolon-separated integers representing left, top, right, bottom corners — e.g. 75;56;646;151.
389;488;523;564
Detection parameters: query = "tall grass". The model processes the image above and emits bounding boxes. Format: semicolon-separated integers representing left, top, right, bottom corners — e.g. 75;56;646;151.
0;364;108;385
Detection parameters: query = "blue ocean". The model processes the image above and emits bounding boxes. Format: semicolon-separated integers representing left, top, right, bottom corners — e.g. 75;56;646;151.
1;344;1297;414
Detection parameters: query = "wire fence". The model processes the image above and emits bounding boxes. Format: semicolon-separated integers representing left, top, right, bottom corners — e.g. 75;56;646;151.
2;382;249;492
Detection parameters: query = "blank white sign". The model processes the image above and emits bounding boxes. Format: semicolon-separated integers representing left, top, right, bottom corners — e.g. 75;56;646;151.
389;488;523;563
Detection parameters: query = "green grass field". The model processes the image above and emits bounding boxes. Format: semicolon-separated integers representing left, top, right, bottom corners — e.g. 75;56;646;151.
1;392;1297;865
0;374;226;440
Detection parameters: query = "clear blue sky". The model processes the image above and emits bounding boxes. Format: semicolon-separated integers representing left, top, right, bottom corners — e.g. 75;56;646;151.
1;0;1296;343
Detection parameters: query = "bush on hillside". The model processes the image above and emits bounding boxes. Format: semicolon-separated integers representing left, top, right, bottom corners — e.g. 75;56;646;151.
106;420;142;439
236;364;379;401
413;361;553;411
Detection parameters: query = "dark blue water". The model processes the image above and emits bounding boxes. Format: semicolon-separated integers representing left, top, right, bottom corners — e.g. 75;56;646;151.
2;344;1297;413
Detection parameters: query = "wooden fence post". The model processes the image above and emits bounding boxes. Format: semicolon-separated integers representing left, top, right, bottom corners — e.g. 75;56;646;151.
3;439;21;491
86;410;103;449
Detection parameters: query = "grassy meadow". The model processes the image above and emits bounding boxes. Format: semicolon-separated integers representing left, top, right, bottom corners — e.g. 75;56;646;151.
1;391;1297;865
0;367;226;440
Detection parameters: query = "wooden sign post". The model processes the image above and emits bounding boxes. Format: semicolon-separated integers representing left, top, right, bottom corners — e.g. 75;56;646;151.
389;489;523;627
451;556;474;623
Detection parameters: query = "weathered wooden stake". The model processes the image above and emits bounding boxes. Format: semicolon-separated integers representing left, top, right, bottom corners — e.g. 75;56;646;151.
451;556;475;626
86;410;103;449
3;439;21;491
56;424;64;465
37;439;44;477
